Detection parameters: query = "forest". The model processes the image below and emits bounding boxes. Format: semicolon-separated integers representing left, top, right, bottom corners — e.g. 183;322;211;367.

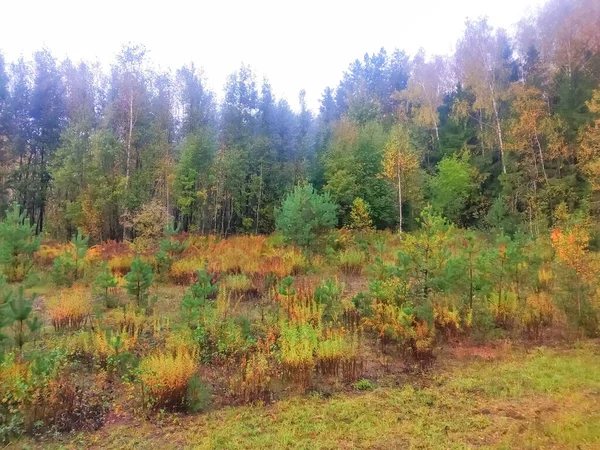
1;0;600;447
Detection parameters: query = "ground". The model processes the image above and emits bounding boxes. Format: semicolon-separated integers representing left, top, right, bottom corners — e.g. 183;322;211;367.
12;342;600;449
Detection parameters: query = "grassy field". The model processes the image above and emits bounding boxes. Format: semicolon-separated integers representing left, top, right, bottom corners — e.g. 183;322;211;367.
13;342;600;450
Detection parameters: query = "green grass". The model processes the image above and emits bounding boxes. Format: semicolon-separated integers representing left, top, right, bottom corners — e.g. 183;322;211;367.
13;343;600;449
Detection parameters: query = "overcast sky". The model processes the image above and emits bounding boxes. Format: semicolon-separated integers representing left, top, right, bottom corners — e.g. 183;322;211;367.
1;0;548;111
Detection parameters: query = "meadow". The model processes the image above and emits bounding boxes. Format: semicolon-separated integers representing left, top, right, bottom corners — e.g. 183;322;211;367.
1;204;600;448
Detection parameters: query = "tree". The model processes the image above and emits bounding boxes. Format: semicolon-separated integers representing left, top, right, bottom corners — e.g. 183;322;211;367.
7;286;41;359
124;256;153;308
0;203;40;281
578;89;600;191
173;130;216;231
182;268;218;327
348;197;373;230
52;227;89;286
456;19;517;175
94;262;119;308
29;49;67;233
382;124;420;233
275;184;338;249
397;50;446;151
429;152;481;225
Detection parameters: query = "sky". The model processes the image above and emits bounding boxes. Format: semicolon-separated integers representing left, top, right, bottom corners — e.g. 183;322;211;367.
1;0;548;111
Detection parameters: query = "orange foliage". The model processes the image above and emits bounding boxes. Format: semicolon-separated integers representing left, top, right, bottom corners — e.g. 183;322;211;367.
550;226;596;282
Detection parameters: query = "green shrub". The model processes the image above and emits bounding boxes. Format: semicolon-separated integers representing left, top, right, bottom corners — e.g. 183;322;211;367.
338;249;366;274
353;379;375;391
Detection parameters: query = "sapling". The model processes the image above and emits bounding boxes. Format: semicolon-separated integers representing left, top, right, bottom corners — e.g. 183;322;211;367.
124;257;154;309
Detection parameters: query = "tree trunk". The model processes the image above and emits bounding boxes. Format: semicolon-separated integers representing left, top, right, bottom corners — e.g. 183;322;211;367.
397;164;403;234
490;85;507;174
255;163;263;234
533;124;549;183
126;93;133;185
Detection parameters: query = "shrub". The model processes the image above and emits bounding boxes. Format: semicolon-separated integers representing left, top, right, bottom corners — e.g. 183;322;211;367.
223;274;254;298
0;349;67;441
278;321;318;389
433;302;469;340
35;243;65;268
353;379;375;391
128;199;170;250
47;287;93;332
490;291;519;329
338;249;366;275
232;349;272;403
275;184;338;250
282;249;308;275
314;278;344;323
185;374;211;413
139;352;198;411
108;255;133;276
170;257;206;284
156;220;187;277
521;292;557;339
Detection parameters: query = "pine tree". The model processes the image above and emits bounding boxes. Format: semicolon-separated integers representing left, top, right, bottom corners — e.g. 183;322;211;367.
275;184;338;249
156;219;186;276
94;262;118;308
52;227;89;286
182;268;217;327
124;256;153;308
7;286;41;359
0;203;41;281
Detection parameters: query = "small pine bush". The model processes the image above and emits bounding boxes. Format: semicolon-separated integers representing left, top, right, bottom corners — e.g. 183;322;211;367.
353;379;375;391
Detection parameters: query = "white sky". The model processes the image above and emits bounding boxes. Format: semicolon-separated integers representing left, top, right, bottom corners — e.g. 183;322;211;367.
1;0;548;111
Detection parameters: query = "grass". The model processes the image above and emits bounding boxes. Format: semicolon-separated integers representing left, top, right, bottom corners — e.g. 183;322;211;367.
15;343;600;449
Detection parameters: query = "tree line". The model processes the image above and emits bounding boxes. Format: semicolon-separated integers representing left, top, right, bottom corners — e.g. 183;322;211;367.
0;0;599;242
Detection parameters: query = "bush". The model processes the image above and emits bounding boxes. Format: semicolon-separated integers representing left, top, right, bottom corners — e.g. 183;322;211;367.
139;352;198;411
223;274;255;298
47;287;93;332
108;255;133;276
353;379;375;391
338;249;366;274
278;322;318;389
275;184;338;250
232;349;272;403
0;349;67;442
170;257;206;284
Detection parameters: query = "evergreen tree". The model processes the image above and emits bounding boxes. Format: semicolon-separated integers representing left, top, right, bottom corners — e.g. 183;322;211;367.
7;286;41;359
124;256;153;308
0;203;40;281
275;184;338;249
94;262;118;308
